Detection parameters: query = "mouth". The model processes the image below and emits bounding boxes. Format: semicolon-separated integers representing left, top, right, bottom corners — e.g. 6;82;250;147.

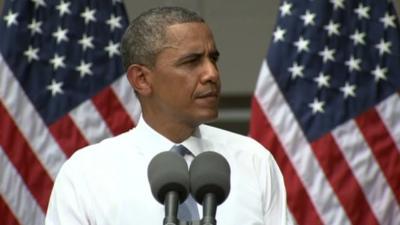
197;90;219;98
196;88;220;100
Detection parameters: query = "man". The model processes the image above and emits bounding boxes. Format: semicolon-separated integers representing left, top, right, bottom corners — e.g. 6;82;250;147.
46;6;293;225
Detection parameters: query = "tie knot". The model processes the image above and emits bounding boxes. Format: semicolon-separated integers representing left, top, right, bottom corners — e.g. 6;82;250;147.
170;145;192;157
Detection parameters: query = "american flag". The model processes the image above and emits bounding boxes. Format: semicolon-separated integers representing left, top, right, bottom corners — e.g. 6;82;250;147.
250;0;400;225
0;0;140;224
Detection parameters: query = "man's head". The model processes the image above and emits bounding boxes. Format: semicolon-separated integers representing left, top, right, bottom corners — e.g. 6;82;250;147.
121;7;204;69
121;7;221;141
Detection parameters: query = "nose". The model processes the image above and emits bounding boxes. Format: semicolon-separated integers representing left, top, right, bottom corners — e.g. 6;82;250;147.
200;58;219;84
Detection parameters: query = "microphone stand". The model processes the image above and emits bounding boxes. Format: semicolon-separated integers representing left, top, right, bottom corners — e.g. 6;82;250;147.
163;193;202;225
201;193;216;225
177;193;217;225
163;192;179;225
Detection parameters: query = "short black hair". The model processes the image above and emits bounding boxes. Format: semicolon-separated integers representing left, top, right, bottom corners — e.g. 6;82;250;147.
120;6;205;70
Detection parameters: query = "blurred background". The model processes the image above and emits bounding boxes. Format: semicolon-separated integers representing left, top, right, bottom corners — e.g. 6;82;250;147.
1;0;399;134
0;0;281;134
2;1;400;225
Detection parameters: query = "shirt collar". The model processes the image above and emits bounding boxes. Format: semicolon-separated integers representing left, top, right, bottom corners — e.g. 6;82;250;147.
131;116;213;158
132;116;175;158
181;128;213;157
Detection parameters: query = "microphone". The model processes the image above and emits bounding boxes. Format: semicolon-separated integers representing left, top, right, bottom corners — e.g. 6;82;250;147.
189;152;230;225
148;151;190;225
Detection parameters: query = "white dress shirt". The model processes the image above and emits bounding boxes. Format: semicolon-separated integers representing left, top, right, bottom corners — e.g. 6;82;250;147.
46;117;293;225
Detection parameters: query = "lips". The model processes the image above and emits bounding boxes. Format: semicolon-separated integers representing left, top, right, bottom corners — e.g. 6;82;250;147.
197;90;219;98
196;84;220;97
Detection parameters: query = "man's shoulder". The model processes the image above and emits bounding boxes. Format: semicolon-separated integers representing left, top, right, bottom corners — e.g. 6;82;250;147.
199;124;270;155
199;124;248;140
69;129;135;162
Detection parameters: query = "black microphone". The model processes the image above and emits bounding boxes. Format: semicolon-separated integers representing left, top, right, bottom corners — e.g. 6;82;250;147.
189;151;230;225
148;151;190;225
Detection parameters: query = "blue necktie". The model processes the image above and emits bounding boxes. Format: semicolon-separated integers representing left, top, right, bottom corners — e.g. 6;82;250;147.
170;145;200;221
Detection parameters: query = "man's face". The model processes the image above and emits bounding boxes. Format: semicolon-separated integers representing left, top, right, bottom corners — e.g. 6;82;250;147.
147;22;221;128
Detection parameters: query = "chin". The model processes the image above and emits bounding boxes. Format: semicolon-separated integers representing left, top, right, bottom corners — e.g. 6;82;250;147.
197;110;219;124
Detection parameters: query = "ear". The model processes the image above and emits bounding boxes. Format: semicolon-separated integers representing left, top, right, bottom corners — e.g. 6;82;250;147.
126;64;152;96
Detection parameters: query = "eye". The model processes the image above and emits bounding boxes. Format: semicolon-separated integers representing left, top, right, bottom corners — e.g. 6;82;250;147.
210;55;218;63
186;57;200;64
182;55;202;66
209;52;220;63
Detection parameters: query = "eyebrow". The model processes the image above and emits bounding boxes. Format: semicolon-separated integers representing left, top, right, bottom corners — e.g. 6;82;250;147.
175;49;220;65
174;52;201;65
209;50;220;59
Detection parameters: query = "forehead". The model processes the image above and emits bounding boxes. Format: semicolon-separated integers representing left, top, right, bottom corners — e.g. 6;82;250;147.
163;22;217;51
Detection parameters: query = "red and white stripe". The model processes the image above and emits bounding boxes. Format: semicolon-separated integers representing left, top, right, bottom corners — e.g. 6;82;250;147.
250;60;400;225
0;53;140;225
0;146;45;225
376;93;400;152
69;100;113;144
333;120;400;225
0;55;66;180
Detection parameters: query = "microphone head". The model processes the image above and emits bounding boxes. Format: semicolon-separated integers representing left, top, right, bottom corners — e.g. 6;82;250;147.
147;151;189;204
189;151;230;205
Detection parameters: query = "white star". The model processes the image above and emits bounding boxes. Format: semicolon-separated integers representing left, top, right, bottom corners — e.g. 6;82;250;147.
28;19;42;35
309;98;325;114
31;0;46;8
350;30;366;45
345;55;362;72
314;73;331;88
104;41;120;58
4;10;18;27
47;79;64;96
375;39;391;56
340;82;356;98
78;34;94;51
330;0;345;10
301;10;316;26
56;1;71;17
324;20;340;36
319;46;335;63
273;26;286;42
354;3;370;20
288;62;304;79
294;36;310;53
371;65;388;82
280;1;293;17
50;53;66;70
24;46;39;62
52;26;69;43
81;7;96;24
380;12;396;29
76;60;93;78
106;14;122;31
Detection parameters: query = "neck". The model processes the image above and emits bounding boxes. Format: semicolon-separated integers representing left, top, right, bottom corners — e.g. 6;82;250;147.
142;114;197;143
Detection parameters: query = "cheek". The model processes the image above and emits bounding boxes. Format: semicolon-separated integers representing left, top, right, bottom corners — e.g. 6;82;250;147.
159;80;190;103
174;76;198;96
156;69;200;100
